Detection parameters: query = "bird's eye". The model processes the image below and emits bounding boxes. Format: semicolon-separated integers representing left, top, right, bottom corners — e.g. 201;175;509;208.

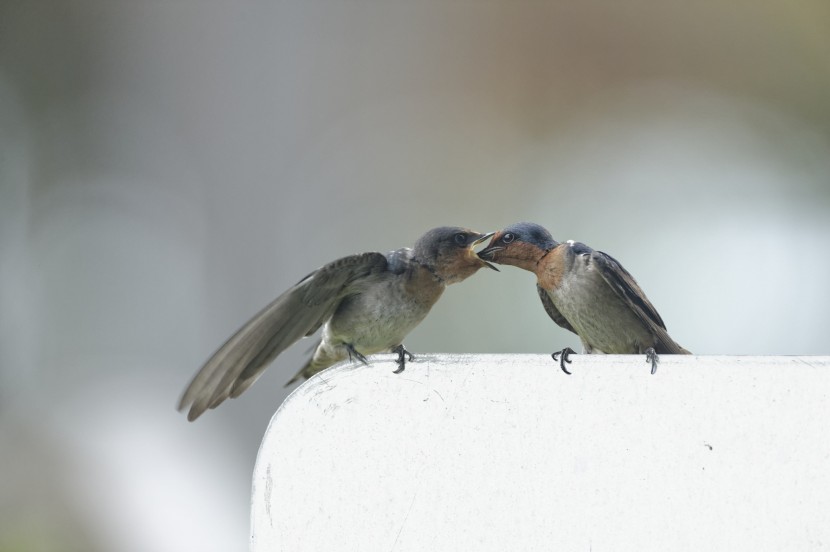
453;233;467;246
502;233;515;244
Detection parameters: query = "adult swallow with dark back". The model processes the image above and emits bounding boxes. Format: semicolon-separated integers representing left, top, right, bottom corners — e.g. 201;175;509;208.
178;226;497;421
478;222;690;374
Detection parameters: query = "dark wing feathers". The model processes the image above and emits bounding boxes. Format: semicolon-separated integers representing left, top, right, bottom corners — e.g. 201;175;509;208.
179;252;388;420
591;251;665;329
384;247;414;275
591;251;688;354
536;284;577;335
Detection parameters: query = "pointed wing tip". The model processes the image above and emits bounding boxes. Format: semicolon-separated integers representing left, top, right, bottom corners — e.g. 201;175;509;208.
186;400;212;422
176;393;190;413
175;398;201;422
176;396;203;422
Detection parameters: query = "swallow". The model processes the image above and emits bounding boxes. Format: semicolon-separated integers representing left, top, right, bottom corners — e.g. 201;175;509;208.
478;222;690;374
178;226;496;420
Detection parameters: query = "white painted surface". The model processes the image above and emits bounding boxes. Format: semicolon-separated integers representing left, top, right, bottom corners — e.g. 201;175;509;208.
251;354;830;551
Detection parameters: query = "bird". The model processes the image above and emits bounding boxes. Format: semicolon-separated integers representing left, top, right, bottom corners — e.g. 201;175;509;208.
477;222;690;374
178;226;497;420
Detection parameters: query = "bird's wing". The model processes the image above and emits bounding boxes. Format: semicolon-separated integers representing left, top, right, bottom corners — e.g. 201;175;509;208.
591;251;688;354
178;252;389;420
536;283;577;335
384;246;414;275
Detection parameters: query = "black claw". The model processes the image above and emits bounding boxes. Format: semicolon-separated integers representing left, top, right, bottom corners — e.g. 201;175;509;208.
346;344;369;365
551;347;576;375
392;344;414;374
645;347;659;374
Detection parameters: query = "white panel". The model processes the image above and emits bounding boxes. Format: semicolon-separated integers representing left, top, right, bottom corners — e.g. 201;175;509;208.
252;354;830;551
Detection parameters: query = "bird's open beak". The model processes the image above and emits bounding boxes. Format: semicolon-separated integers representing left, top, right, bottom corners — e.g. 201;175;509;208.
476;232;503;264
471;232;499;271
472;231;495;245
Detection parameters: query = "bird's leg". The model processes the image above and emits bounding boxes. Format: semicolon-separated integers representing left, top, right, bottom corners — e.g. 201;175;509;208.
346;344;369;365
645;347;659;374
391;344;415;374
551;347;576;375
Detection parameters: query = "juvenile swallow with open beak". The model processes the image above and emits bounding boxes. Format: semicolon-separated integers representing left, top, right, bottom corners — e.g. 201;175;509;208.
478;222;690;374
178;226;496;420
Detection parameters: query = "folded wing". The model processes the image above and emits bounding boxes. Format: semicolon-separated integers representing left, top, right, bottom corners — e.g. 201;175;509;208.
591;251;689;354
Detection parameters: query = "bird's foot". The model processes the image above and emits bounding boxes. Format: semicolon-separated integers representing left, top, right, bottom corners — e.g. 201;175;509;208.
391;344;415;374
645;347;659;374
346;344;369;365
552;347;576;375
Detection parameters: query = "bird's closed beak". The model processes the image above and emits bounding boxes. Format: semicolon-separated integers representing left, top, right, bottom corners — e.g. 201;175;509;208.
471;231;499;271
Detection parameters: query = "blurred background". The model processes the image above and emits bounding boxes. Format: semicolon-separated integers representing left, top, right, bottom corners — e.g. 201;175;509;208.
1;0;828;550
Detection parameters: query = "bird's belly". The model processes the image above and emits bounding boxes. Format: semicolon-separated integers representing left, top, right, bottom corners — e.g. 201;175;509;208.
551;274;652;354
326;281;437;354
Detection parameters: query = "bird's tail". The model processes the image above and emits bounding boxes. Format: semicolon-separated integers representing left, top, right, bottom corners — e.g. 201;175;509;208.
656;335;692;355
284;339;327;387
650;323;692;355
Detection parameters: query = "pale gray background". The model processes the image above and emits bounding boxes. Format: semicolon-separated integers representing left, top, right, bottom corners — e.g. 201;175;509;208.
1;1;828;551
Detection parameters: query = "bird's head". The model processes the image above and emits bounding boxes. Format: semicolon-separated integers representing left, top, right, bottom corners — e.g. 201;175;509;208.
413;227;498;284
477;222;558;272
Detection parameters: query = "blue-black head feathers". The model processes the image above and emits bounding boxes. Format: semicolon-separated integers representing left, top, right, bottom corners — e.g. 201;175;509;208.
501;222;558;251
413;226;482;261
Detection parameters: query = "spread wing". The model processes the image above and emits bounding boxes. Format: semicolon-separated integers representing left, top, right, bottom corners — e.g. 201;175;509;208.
591;250;688;354
536;283;577;335
178;252;389;420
